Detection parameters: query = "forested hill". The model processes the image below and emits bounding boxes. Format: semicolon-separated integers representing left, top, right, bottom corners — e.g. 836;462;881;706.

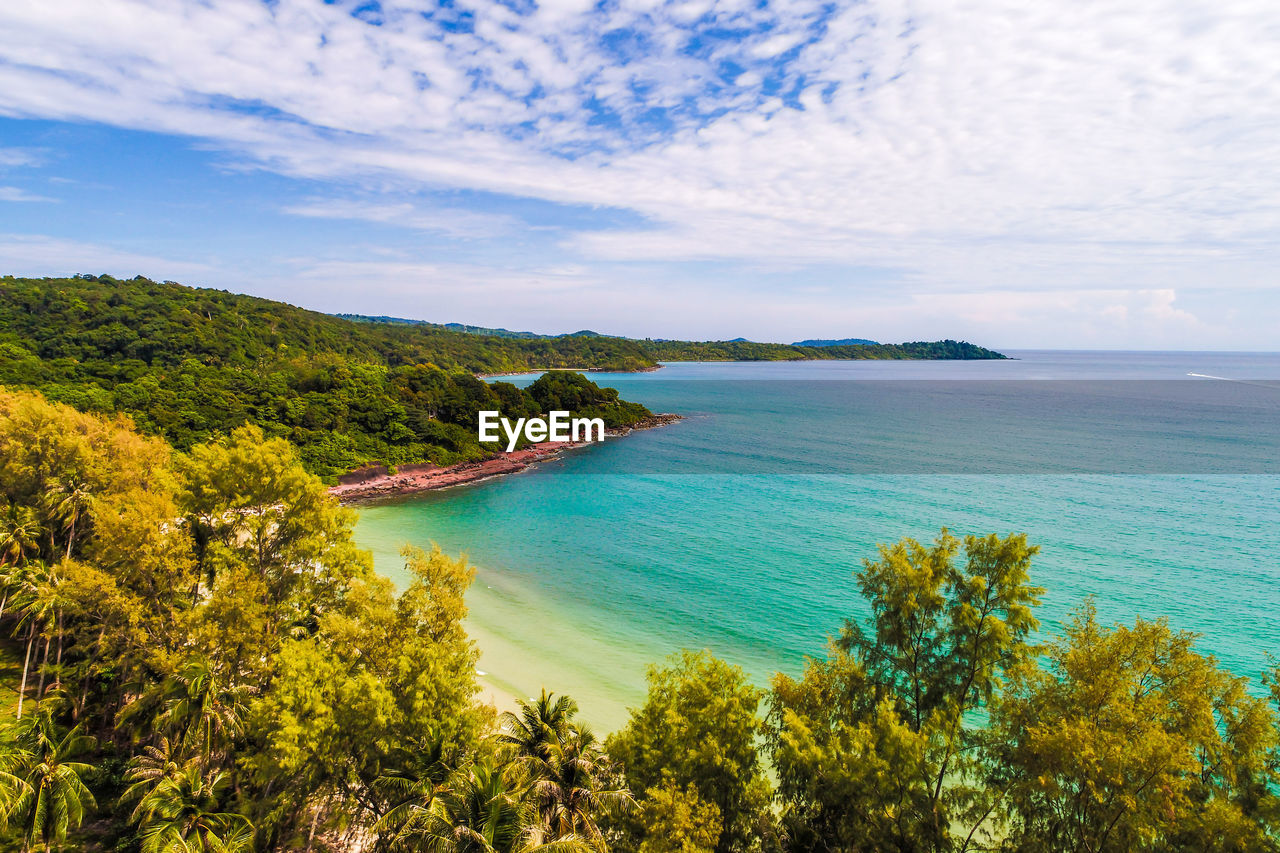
642;338;1005;361
1;275;656;373
342;313;1007;362
0;275;652;478
0;274;1002;474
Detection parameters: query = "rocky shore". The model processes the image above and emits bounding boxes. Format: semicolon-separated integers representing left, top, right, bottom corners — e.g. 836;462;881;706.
329;412;682;504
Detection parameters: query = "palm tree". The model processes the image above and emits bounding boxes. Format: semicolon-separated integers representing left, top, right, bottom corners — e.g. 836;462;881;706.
0;707;96;852
381;759;590;853
121;737;184;806
121;658;247;764
0;503;42;569
375;727;465;834
8;562;59;719
0;560;35;625
130;761;252;853
0;725;34;836
499;693;630;848
525;725;630;848
42;480;92;561
499;690;579;765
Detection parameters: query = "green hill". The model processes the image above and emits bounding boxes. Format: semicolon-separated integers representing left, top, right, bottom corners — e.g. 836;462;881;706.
0;274;652;478
793;337;879;347
339;315;1007;362
335;314;609;340
641;337;1005;361
0;274;1005;476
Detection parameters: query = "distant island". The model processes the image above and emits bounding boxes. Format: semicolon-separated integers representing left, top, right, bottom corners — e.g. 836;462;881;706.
339;310;1005;363
793;337;879;347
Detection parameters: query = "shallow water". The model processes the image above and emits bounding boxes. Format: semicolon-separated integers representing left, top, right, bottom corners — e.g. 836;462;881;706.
353;352;1280;730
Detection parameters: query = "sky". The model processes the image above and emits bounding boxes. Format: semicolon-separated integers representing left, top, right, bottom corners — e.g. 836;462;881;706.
0;0;1278;349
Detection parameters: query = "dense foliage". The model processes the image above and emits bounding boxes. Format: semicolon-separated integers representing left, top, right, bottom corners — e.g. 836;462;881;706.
339;314;1005;362
0;276;652;479
337;315;606;341
0;389;609;851
641;338;1006;362
0;275;1005;477
2;388;1275;853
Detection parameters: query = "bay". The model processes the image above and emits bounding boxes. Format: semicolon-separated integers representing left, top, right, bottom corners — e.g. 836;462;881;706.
353;351;1280;730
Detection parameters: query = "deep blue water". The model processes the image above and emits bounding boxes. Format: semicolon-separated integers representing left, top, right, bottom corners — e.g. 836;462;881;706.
354;352;1280;730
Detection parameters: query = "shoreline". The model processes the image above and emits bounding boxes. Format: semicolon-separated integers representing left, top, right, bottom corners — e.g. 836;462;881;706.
475;364;663;379
330;413;682;504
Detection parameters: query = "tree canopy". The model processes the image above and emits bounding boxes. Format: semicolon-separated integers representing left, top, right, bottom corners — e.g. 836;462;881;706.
0;276;654;479
1;386;1276;853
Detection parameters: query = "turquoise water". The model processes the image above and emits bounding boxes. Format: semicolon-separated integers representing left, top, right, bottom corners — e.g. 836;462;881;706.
353;352;1280;730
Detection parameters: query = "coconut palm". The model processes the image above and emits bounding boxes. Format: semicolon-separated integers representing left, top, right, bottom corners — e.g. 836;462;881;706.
0;707;96;852
0;503;42;569
375;726;465;834
8;561;59;719
0;560;36;626
121;658;247;763
0;724;34;835
130;761;252;853
499;693;630;847
121;737;184;805
525;725;630;848
499;690;579;765
42;480;92;561
380;759;591;853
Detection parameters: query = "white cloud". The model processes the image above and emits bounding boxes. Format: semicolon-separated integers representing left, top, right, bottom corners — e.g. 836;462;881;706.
0;148;44;168
250;256;611;328
282;199;519;238
0;186;56;203
0;234;209;279
0;0;1277;344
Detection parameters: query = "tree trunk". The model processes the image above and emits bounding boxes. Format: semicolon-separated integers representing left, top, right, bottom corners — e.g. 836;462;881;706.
306;804;322;853
54;609;63;689
65;507;77;560
17;623;35;719
36;633;50;699
79;625;105;721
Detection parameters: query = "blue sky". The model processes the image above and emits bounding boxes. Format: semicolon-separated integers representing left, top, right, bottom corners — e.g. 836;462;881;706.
1;0;1278;348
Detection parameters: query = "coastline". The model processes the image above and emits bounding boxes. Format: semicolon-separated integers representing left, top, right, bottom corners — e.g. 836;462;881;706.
330;412;682;504
475;364;664;378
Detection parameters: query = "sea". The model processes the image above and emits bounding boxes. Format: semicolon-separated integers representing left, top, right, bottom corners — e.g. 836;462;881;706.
352;351;1280;730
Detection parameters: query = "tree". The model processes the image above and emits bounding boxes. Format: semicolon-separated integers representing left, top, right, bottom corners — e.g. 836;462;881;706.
0;708;97;852
381;758;592;853
179;424;374;681
766;530;1042;852
42;480;93;561
501;693;631;847
528;724;629;846
0;503;41;568
121;657;248;765
241;547;485;846
0;387;193;723
129;762;253;853
8;561;60;718
500;690;579;766
606;650;772;853
633;782;721;853
993;604;1279;852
